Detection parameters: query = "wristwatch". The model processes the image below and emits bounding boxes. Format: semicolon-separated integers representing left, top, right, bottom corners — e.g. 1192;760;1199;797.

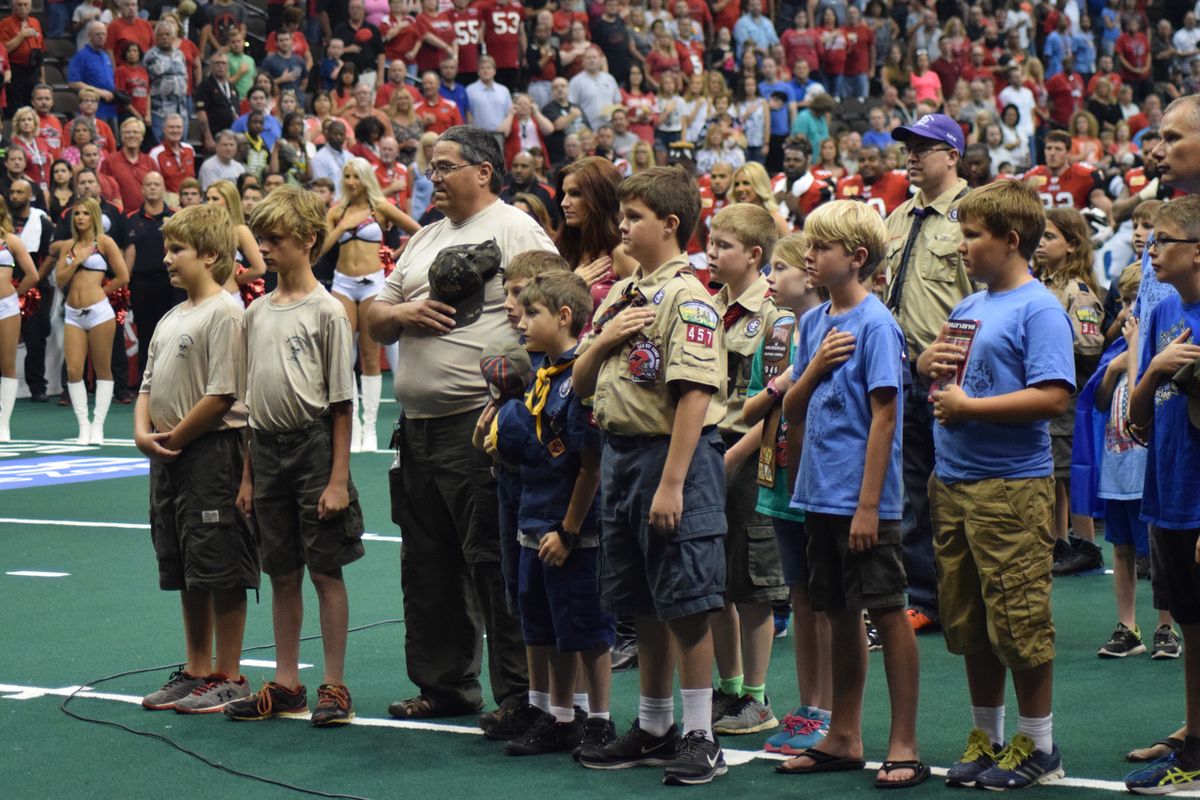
557;526;582;551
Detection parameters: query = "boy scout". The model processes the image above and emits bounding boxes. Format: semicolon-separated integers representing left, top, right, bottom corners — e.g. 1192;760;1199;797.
572;166;729;785
704;204;790;736
882;113;974;634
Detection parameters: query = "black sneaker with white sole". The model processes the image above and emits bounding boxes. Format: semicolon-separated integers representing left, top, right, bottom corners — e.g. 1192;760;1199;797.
1098;623;1146;658
505;709;585;756
485;702;552;741
574;717;617;761
578;719;680;769
662;730;727;786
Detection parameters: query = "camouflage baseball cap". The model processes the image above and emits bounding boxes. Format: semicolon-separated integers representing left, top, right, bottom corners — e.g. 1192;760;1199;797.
428;238;502;327
480;339;532;402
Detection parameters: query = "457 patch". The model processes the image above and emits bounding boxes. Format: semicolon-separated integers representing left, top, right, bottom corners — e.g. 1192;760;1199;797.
679;301;717;348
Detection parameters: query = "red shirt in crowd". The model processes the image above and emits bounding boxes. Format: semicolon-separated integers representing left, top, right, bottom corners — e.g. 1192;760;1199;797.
1044;71;1084;129
835;170;911;217
107;15;153;57
14;136;53;189
479;0;523;70
1024;162;1098;209
0;13;42;66
382;12;420;62
375;159;411;212
101;148;156;210
781;26;821;72
36;111;62;152
448;4;483;75
843;23;874;77
115;63;150;120
375;80;421;109
148;141;196;194
414;10;454;73
1115;31;1150;81
414;95;463;134
1086;70;1123;95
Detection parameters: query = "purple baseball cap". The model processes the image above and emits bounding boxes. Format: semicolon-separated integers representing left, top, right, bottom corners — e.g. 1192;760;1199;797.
891;113;966;155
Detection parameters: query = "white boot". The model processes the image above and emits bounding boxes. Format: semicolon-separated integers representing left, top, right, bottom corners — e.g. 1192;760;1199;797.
350;377;363;453
0;376;17;441
67;381;90;444
360;374;382;452
91;379;113;445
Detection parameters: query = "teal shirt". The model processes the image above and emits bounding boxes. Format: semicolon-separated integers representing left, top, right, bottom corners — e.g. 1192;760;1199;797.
747;323;805;523
789;109;829;153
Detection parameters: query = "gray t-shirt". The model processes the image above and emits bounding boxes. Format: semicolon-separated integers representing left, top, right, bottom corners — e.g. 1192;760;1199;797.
243;285;355;432
140;292;248;432
377;199;557;419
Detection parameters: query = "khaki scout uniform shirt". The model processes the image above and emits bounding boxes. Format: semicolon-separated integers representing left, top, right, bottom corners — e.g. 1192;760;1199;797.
883;178;974;362
714;273;783;435
580;255;727;436
1048;278;1105;436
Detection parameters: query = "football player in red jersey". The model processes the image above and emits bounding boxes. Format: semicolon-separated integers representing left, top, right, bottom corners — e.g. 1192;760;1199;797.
771;138;830;230
480;0;525;88
835;145;911;217
696;160;734;249
447;0;483;84
1023;130;1102;209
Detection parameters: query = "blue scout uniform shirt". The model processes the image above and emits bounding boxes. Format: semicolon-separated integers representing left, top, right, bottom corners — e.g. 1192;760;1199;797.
1137;294;1200;530
495;347;602;545
933;279;1076;483
789;293;906;520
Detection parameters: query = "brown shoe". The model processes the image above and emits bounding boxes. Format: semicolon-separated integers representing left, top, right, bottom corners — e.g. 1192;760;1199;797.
387;694;481;719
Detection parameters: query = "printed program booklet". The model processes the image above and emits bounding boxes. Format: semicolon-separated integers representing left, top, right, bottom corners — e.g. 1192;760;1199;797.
928;319;980;401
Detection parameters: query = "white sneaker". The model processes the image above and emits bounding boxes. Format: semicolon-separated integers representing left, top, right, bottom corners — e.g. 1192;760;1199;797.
89;422;105;446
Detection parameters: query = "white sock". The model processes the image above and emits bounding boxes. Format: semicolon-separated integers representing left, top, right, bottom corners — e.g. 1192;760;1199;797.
529;690;551;712
551;705;575;723
589;710;610;720
1018;713;1053;754
573;692;590;714
680;687;714;741
0;377;17;437
638;695;674;737
972;705;1006;746
360;374;382;450
92;379;113;426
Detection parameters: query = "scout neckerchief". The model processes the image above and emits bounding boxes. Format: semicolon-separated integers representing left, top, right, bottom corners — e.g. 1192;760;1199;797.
593;281;648;332
525;357;575;444
757;314;797;489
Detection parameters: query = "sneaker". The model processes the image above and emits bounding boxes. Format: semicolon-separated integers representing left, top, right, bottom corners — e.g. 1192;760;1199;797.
713;694;777;735
946;728;1000;788
223;681;309;721
174;675;251;714
1098;623;1147;658
574;717;617;761
662;730;728;786
1152;625;1183;659
506;708;585;756
769;707;831;754
485;702;552;741
1051;536;1104;576
710;687;740;724
141;670;207;710
1125;752;1200;794
1136;554;1152;581
865;614;882;651
1051;538;1071;571
479;695;524;734
311;684;354;726
578;719;680;769
906;607;940;633
975;733;1064;790
773;603;791;638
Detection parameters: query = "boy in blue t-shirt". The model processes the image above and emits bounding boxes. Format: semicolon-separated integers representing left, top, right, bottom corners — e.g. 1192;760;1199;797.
493;271;617;758
1124;196;1200;795
919;180;1075;790
776;201;926;788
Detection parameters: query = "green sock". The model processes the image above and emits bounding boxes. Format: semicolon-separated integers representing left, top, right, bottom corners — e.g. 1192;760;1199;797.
743;683;766;703
718;675;743;697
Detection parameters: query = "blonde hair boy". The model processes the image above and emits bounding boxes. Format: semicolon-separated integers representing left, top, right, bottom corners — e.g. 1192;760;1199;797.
162;203;238;285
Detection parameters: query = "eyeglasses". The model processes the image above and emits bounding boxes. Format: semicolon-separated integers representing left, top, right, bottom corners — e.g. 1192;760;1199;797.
424;161;477;180
900;144;953;161
1149;235;1200;251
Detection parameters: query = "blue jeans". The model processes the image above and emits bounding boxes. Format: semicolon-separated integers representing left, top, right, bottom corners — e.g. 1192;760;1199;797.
46;0;77;38
841;73;869;100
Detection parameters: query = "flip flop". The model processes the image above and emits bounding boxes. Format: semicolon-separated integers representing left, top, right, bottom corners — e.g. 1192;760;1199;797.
775;747;867;775
875;760;932;789
1126;737;1184;763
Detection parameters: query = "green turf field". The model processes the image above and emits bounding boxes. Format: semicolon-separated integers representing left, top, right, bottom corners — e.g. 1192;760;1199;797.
1;395;1196;799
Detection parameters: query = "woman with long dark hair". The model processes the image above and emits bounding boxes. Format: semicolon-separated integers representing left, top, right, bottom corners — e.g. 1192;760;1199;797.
556;156;636;309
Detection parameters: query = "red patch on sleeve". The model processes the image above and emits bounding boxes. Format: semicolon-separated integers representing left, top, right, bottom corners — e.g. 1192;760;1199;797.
686;324;714;347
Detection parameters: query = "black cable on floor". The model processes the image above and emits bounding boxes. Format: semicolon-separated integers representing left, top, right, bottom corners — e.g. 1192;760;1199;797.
59;618;405;800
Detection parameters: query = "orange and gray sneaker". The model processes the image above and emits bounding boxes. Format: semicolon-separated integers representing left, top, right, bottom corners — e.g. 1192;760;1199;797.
223;681;309;721
906;608;939;633
311;684;354;726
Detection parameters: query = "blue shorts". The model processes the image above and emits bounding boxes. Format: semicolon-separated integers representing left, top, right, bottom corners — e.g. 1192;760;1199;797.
599;428;727;620
518;545;616;652
772;516;809;588
1103;498;1149;557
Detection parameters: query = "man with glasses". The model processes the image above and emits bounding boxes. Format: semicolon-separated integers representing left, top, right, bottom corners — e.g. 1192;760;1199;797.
882;113;974;637
368;125;555;726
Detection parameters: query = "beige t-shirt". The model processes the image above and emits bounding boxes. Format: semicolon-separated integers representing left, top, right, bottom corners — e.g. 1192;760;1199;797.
714;273;783;436
243;285;355;433
140;292;248;432
376;199;557;419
